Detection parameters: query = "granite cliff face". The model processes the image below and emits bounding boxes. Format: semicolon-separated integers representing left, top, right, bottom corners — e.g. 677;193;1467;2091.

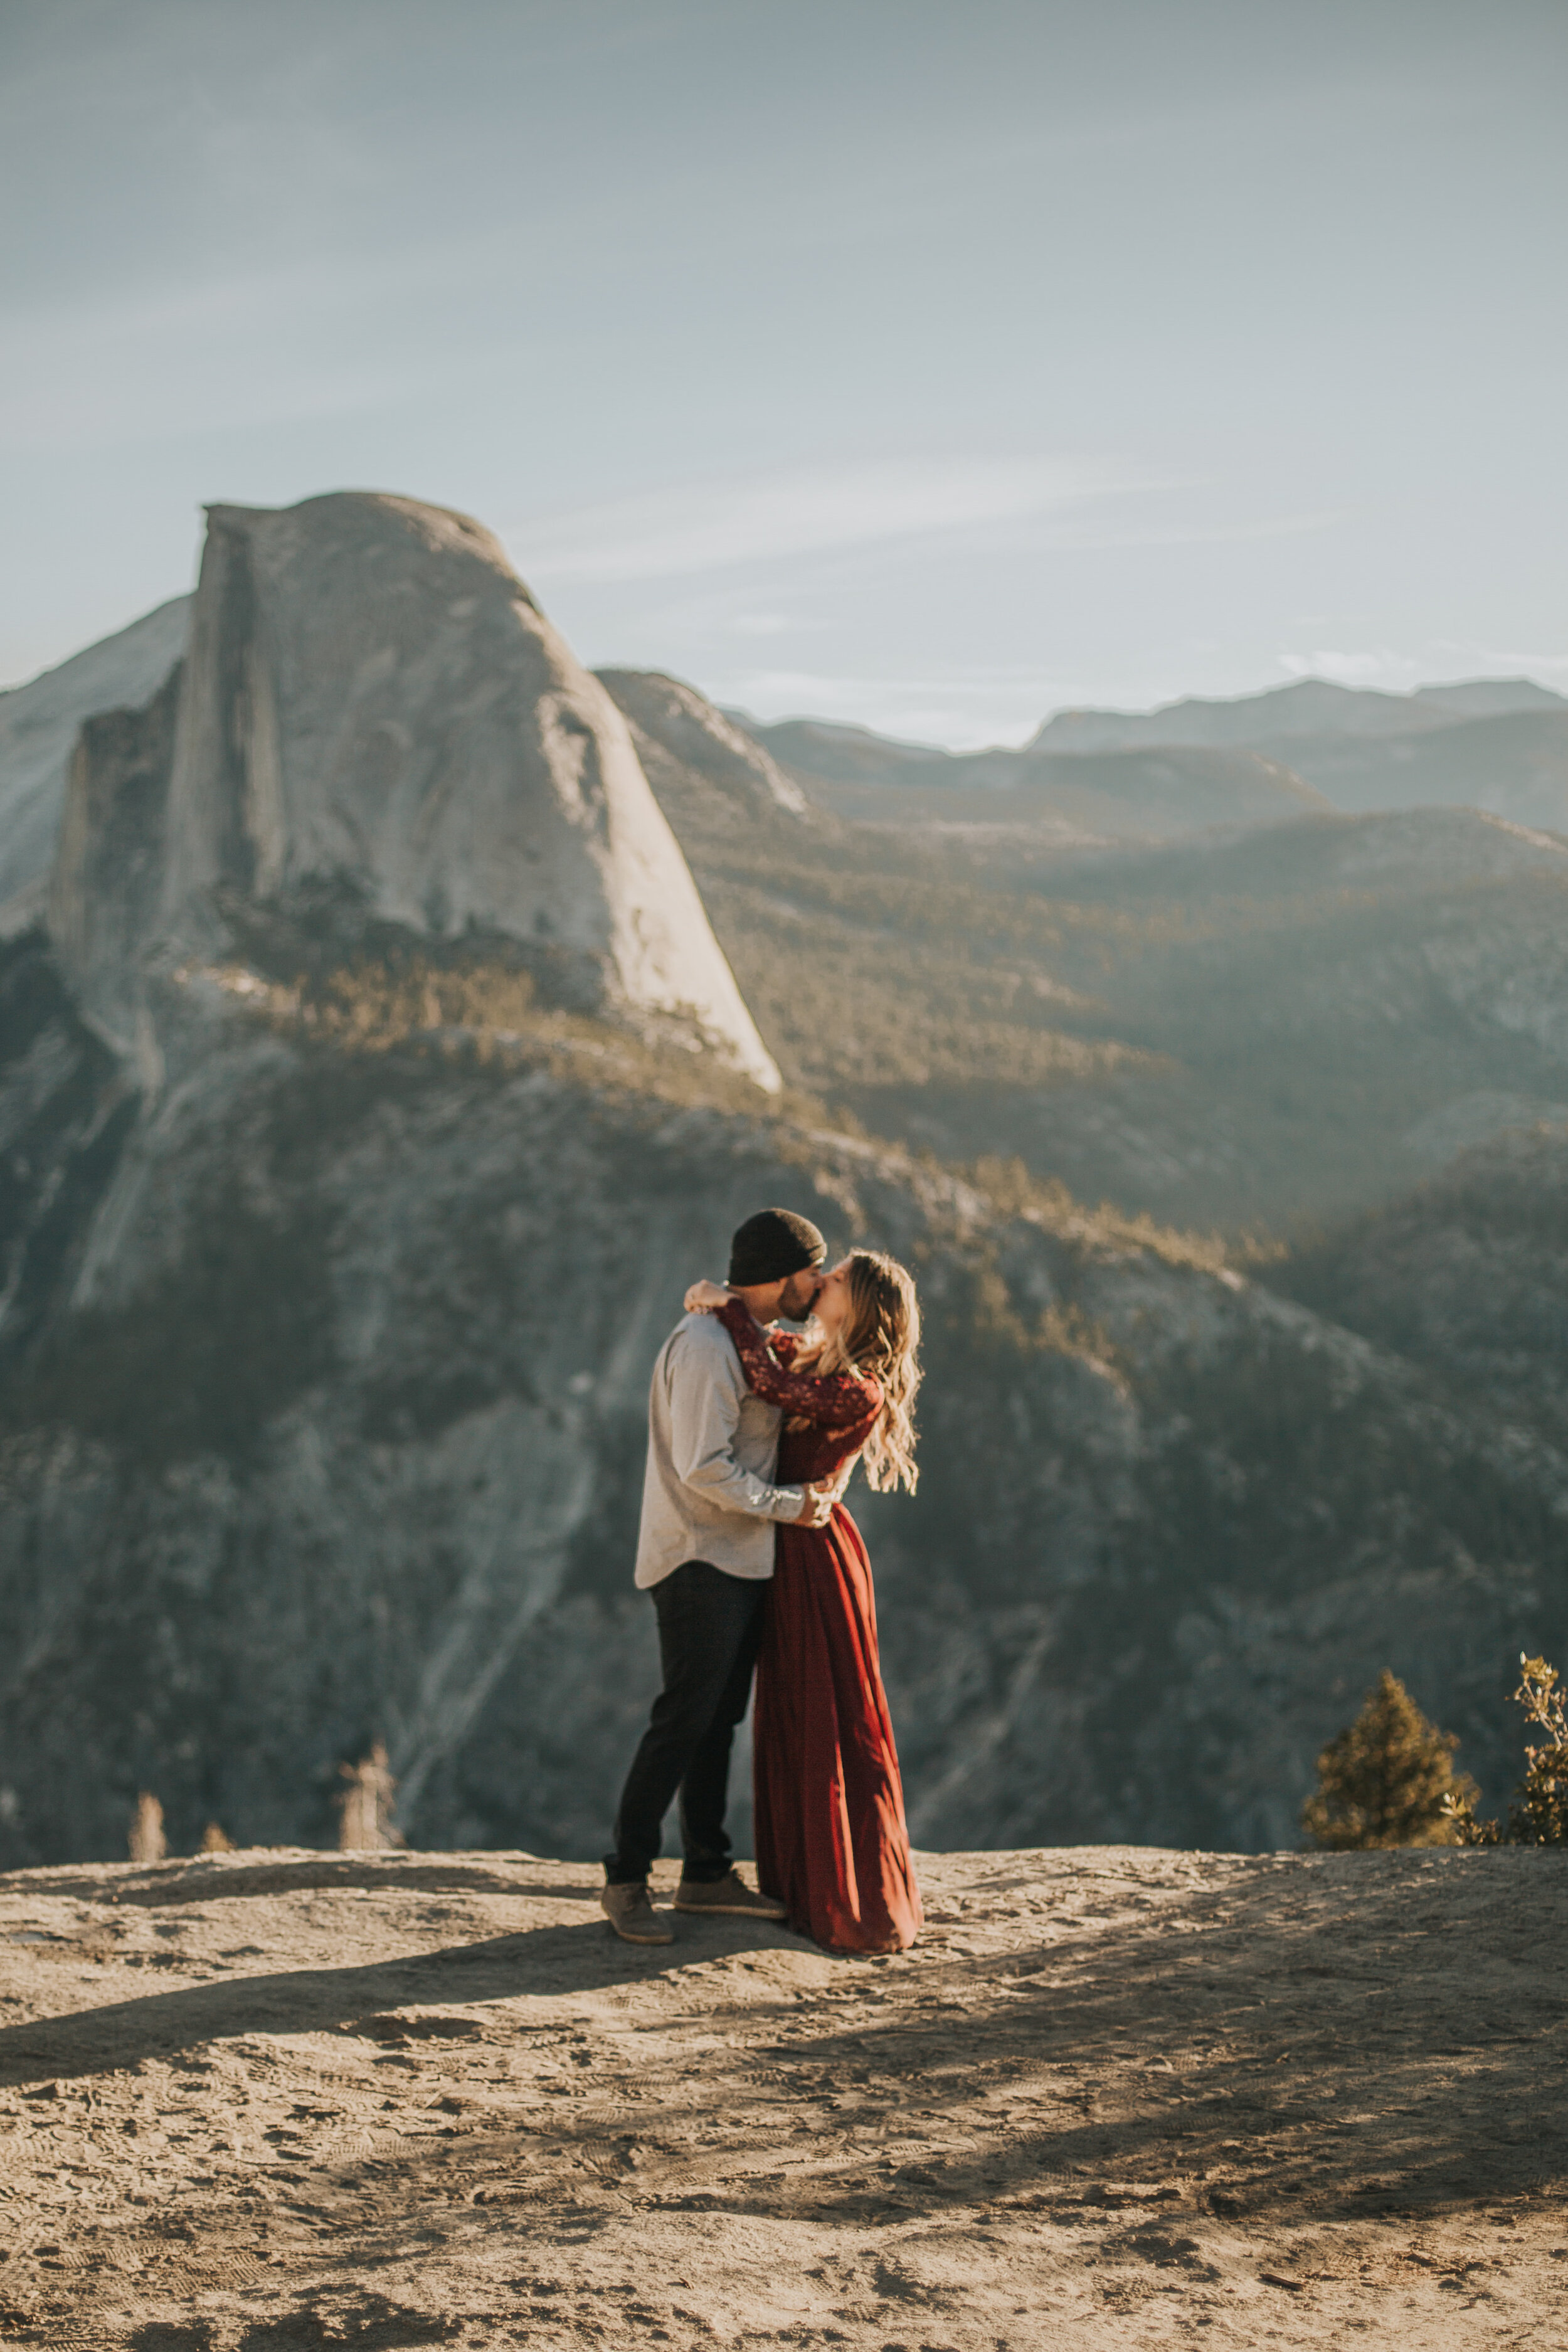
44;493;778;1090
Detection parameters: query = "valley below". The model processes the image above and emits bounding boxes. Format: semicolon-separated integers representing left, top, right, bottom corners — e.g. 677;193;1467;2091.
0;1842;1563;2348
3;489;1568;1870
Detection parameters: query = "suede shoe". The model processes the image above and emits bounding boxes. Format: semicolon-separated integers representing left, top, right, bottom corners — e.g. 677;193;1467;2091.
600;1882;674;1945
672;1869;787;1920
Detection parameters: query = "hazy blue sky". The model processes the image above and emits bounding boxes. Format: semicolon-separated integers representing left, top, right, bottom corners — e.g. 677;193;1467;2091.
3;0;1564;743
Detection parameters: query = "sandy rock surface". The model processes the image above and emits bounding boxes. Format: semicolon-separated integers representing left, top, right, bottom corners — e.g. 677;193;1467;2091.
0;1844;1562;2348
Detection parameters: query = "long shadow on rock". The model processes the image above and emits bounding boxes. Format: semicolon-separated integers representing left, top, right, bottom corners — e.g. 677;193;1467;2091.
0;1858;599;1907
728;1904;1568;2228
130;2302;458;2351
0;1915;797;2087
233;2297;460;2350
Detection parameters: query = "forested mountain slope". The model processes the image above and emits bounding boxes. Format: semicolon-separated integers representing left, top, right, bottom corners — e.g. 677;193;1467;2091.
3;919;1562;1863
1266;1122;1568;1451
610;671;1568;1233
1;556;1564;1870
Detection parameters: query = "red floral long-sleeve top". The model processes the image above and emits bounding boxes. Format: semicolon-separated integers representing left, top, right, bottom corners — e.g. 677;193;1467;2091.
716;1296;881;1486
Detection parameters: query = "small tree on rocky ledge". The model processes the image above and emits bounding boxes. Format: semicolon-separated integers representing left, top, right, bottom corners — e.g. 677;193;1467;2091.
1303;1670;1476;1849
128;1791;167;1863
1446;1655;1568;1846
337;1742;402;1851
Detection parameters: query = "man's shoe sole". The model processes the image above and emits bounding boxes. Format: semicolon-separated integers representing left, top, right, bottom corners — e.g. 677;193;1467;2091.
605;1921;674;1945
672;1895;788;1920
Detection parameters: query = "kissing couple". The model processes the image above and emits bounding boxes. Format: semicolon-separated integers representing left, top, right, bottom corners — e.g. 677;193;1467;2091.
602;1207;923;1955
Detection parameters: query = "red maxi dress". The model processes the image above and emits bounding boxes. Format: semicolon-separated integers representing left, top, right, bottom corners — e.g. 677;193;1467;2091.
716;1300;922;1954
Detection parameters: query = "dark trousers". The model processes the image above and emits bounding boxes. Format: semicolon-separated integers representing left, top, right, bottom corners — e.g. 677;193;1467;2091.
605;1560;766;1885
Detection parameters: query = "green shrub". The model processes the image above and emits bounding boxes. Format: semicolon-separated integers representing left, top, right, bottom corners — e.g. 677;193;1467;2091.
1447;1655;1568;1845
1302;1669;1477;1849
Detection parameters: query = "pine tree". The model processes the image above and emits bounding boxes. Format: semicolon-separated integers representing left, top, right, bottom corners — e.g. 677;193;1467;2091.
1302;1671;1477;1850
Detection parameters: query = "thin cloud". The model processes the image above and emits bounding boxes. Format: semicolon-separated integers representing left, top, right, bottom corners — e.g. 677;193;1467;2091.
1427;639;1568;688
509;457;1132;583
1278;648;1412;687
1044;509;1348;554
724;613;819;638
1279;643;1568;692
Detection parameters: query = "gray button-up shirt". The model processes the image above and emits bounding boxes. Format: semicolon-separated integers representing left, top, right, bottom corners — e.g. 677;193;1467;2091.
633;1311;805;1589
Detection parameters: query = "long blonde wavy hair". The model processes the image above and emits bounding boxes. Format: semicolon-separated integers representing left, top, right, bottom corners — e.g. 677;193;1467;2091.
799;1249;922;1493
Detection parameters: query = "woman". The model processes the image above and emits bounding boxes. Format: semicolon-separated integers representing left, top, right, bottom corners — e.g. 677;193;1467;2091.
683;1251;923;1954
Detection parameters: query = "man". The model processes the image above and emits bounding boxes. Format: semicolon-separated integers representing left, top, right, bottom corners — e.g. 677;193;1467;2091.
602;1207;834;1944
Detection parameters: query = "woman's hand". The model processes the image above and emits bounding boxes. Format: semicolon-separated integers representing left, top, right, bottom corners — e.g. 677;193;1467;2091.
793;1482;835;1526
684;1277;732;1314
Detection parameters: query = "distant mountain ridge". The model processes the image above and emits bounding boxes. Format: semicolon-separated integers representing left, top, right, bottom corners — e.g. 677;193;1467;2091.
729;672;1568;836
727;711;1332;843
1258;709;1568;827
1029;674;1565;753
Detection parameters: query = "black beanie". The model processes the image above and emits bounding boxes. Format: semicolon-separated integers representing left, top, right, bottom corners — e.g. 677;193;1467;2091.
728;1207;827;1287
